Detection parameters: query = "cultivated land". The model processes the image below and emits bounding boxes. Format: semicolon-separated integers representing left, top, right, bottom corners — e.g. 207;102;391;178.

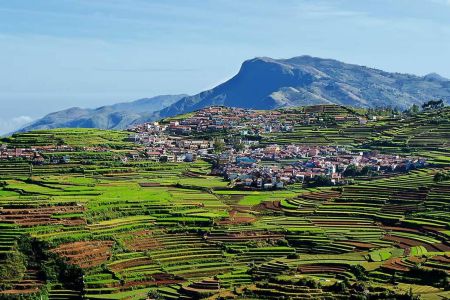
0;105;449;300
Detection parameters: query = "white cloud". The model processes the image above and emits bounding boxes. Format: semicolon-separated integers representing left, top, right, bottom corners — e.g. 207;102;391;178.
294;2;367;19
428;0;450;5
0;116;34;136
12;116;33;124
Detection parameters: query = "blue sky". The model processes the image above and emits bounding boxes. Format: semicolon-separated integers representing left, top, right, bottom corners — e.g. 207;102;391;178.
1;0;450;134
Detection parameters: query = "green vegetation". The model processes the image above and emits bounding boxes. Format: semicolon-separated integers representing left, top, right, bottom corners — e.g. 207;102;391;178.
2;128;133;148
0;105;449;299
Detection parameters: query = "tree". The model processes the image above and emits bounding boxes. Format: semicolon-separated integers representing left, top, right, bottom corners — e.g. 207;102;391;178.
343;164;358;177
309;175;332;187
213;138;225;153
233;140;245;152
393;107;400;116
350;265;367;280
422;99;444;110
0;250;26;285
147;290;162;300
360;166;370;176
410;104;420;114
434;171;450;182
331;281;348;293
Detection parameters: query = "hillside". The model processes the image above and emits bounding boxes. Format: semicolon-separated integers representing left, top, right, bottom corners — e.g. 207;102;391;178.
154;55;450;119
18;56;450;133
17;94;186;133
0;105;449;299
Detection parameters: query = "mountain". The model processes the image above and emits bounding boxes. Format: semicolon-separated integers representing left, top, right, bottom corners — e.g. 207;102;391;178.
423;72;449;82
153;56;450;119
17;94;187;133
18;56;450;133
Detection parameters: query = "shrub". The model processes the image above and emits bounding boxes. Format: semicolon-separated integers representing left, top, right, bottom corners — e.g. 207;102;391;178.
434;171;450;182
0;250;26;287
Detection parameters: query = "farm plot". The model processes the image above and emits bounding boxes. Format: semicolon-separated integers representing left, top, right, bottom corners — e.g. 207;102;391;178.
0;121;449;299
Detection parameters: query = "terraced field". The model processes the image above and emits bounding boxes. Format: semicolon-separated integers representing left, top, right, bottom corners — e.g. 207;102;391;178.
265;106;450;167
0;107;449;299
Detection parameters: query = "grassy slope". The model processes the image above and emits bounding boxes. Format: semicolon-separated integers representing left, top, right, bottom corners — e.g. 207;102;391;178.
0;106;449;299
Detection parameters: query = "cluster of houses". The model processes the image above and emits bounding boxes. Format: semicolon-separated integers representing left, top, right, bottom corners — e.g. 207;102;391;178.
0;144;45;162
214;145;427;189
164;106;296;135
0;144;108;164
128;122;426;189
126;133;212;163
128;104;371;138
126;106;425;189
131;106;368;137
1;105;423;189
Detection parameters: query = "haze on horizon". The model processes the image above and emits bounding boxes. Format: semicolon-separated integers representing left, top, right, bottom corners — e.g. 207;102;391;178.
1;0;449;134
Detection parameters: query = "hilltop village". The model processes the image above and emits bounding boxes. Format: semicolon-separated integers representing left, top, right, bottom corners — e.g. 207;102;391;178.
0;106;426;189
131;106;367;136
128;106;426;189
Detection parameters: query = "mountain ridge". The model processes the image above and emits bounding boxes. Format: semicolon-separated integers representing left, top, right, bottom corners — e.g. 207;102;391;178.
17;55;450;133
151;55;450;120
16;94;187;133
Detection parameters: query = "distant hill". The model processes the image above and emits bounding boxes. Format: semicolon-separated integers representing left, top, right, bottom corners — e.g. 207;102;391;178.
17;94;186;133
153;56;450;119
18;55;450;133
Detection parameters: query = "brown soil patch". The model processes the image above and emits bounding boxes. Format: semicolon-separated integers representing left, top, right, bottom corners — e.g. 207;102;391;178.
338;241;377;250
216;210;256;225
139;182;161;187
206;231;284;242
120;230;163;251
383;234;447;252
51;240;114;269
382;257;411;272
298;263;348;274
0;205;85;227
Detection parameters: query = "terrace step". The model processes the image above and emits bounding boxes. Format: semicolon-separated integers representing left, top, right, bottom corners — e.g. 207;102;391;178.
49;288;82;300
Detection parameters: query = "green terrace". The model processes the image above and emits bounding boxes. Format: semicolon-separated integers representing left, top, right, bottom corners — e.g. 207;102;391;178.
0;108;449;299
